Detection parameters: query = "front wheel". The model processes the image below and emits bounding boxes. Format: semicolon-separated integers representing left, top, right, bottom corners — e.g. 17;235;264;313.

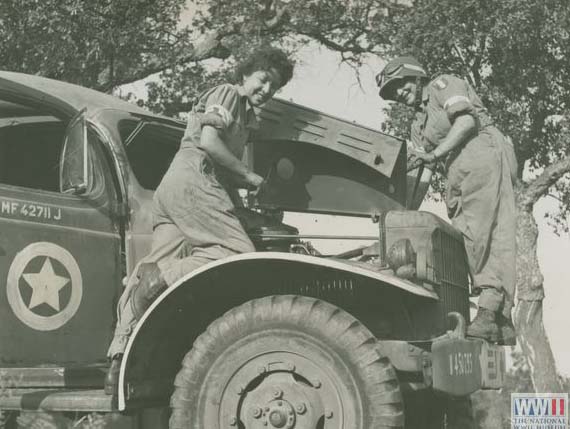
169;295;404;428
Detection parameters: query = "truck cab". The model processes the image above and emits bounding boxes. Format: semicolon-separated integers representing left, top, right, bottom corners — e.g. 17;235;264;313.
0;72;504;429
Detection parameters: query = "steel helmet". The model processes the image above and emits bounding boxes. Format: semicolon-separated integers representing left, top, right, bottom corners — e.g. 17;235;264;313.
376;56;428;100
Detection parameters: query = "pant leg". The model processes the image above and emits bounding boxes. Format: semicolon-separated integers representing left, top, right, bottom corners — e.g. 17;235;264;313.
107;223;187;357
161;244;241;284
108;150;254;356
494;132;517;316
154;149;254;286
446;131;516;313
475;131;516;316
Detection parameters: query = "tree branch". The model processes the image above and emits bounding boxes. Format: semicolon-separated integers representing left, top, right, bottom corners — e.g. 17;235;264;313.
96;26;238;91
96;3;291;91
471;35;486;87
521;157;570;209
296;30;367;54
263;1;289;29
452;43;476;86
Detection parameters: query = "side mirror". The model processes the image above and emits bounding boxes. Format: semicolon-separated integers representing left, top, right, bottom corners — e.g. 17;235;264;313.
60;108;89;195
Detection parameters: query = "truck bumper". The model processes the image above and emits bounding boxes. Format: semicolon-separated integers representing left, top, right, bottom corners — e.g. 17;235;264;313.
430;337;506;396
0;388;114;412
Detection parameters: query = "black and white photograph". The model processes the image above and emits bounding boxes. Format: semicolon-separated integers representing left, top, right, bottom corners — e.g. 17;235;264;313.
0;1;569;428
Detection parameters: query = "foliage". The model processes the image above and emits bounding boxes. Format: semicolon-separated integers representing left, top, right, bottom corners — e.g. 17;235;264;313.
137;0;408;116
142;64;229;118
0;0;413;121
0;0;189;91
380;0;570;226
3;0;567;196
547;115;570;231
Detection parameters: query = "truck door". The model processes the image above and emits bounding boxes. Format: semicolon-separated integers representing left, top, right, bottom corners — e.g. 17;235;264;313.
0;107;122;367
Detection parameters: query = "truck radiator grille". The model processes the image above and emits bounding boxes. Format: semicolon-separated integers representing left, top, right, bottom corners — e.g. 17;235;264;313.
431;228;470;323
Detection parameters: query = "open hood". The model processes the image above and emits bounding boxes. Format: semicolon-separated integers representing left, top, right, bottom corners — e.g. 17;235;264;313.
250;98;408;216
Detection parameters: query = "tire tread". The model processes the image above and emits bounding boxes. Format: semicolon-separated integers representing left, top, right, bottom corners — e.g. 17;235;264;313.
169;295;404;428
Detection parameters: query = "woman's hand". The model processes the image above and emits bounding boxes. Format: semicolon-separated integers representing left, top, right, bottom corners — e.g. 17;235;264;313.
197;112;225;129
246;171;268;198
407;148;437;171
246;171;264;188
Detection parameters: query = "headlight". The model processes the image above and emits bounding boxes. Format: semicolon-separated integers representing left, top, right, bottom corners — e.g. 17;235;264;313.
386;238;416;271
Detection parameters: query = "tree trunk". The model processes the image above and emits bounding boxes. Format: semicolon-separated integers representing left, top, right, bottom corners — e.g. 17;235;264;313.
514;183;562;392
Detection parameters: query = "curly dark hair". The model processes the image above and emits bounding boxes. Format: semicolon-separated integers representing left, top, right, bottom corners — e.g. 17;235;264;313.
234;47;295;88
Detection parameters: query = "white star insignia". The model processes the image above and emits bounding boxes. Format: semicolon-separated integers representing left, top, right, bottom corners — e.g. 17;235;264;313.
22;257;70;312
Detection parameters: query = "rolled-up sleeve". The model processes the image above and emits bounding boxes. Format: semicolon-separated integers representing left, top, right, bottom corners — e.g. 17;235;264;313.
199;84;241;132
431;75;476;122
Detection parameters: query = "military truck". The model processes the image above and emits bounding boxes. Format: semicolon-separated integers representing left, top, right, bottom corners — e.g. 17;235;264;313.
0;71;505;428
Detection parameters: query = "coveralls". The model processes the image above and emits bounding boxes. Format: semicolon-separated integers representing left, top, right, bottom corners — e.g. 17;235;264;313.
107;84;257;357
412;74;517;318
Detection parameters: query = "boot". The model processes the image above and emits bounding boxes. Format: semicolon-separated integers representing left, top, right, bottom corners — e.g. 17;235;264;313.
104;354;123;395
131;262;167;319
466;308;499;342
497;314;517;346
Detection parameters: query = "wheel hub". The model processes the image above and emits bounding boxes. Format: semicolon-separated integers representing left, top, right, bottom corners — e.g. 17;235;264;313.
218;351;350;428
267;401;294;428
235;358;332;429
246;379;302;429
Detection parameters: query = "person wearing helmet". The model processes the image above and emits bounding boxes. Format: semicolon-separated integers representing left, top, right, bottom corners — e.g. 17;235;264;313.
377;56;518;345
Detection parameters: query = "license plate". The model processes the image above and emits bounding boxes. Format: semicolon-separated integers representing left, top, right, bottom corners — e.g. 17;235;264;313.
431;337;483;396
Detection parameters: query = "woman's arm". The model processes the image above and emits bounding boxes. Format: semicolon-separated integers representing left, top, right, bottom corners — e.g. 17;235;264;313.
200;126;263;187
431;114;477;159
409;113;477;167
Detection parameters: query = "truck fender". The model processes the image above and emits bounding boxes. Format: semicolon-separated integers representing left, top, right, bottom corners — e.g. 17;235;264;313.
117;252;438;410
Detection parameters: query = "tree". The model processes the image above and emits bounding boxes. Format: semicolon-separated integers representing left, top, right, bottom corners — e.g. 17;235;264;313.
383;0;570;393
137;0;411;116
0;0;193;92
0;0;403;98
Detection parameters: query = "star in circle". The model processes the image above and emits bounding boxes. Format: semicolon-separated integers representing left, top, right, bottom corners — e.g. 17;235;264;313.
23;257;70;312
7;242;83;331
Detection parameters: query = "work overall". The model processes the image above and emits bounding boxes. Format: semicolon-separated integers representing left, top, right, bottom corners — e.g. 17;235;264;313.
411;74;517;319
107;84;257;357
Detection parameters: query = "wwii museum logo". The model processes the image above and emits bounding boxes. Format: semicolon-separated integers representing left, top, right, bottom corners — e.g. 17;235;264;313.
512;393;568;429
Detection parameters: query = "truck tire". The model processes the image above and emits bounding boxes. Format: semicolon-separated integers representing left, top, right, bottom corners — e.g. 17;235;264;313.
169;295;404;429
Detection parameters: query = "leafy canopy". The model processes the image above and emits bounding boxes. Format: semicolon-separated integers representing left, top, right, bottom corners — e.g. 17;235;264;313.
0;0;189;91
381;0;570;227
2;0;568;225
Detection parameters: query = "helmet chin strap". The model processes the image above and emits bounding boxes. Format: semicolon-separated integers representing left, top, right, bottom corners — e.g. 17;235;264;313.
414;76;424;110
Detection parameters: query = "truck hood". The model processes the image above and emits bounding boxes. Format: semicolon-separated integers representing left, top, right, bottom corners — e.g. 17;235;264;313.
251;98;408;216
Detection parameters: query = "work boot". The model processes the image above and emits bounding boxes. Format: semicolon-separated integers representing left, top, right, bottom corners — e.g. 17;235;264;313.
497;314;517;346
466;308;499;343
104;354;123;395
131;262;167;319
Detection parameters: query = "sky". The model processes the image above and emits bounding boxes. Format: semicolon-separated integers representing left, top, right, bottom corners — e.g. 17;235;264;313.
127;6;570;378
